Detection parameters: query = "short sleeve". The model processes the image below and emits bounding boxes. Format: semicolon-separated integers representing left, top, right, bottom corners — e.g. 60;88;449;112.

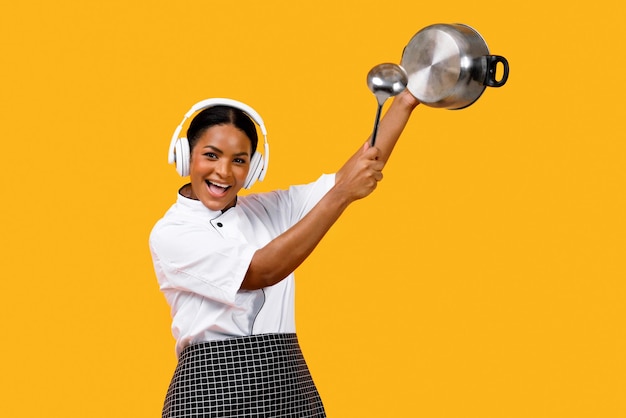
149;219;257;306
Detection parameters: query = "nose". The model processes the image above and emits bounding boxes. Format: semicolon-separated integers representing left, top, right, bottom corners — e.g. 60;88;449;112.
214;159;232;178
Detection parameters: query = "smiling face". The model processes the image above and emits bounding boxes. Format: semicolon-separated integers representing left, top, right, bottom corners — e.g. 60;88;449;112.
187;123;253;211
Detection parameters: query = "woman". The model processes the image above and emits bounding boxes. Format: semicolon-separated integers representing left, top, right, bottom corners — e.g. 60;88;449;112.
150;91;419;417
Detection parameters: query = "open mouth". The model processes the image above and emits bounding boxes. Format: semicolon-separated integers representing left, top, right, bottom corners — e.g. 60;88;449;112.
206;180;231;197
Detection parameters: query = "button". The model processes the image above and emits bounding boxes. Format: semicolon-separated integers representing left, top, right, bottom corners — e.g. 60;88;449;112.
216;222;223;227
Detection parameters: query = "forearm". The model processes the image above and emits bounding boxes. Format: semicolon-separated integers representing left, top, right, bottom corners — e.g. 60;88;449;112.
240;187;350;290
368;90;419;164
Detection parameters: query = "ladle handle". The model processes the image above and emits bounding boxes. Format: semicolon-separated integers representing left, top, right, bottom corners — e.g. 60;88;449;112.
370;104;383;147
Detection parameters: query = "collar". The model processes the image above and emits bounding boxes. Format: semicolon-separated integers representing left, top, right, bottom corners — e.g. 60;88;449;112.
176;184;223;219
175;184;237;219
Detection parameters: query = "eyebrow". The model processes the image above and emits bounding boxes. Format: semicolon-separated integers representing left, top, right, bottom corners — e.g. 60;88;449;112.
201;145;250;157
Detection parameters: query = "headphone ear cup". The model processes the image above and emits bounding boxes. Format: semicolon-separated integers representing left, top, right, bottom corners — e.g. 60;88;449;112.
244;152;263;189
175;137;190;177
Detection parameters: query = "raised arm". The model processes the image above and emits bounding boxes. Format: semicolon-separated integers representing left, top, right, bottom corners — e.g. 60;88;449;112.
240;91;419;290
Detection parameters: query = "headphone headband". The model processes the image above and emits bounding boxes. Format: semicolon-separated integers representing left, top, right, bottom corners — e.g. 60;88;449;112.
168;98;270;189
185;98;267;135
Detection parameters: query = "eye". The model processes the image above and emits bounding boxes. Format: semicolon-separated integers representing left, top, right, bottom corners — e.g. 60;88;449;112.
233;157;247;164
203;152;218;159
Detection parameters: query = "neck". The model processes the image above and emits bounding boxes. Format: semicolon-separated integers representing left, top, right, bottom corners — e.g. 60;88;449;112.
179;184;197;200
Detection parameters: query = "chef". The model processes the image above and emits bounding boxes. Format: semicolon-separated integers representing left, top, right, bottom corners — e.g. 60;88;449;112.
150;90;419;417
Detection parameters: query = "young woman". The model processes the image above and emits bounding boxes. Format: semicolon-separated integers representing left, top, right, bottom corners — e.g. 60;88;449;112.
150;91;419;417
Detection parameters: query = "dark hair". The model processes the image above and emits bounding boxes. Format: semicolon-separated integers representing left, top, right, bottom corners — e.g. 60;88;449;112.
186;106;258;154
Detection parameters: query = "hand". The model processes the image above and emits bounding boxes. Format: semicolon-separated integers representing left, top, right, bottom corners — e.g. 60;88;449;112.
397;88;420;110
333;142;385;203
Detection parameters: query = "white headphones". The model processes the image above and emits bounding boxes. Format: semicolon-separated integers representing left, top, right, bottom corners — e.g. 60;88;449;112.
168;98;270;189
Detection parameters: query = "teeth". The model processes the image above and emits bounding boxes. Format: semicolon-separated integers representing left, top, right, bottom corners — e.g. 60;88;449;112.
207;180;230;189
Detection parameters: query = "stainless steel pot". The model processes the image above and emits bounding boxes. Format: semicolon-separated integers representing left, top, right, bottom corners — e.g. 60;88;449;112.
401;23;509;109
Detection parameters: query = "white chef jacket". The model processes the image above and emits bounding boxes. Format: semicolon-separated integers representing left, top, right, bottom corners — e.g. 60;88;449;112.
149;173;335;356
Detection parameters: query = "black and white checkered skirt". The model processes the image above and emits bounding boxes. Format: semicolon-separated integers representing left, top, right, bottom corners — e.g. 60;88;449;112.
162;333;326;417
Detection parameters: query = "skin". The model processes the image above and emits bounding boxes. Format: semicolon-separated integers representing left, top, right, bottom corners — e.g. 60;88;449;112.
185;90;420;290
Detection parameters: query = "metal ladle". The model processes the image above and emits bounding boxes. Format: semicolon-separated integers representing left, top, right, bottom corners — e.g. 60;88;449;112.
366;63;408;146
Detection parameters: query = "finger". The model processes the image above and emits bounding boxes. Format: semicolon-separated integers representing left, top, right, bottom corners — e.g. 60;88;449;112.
363;145;380;160
371;159;385;171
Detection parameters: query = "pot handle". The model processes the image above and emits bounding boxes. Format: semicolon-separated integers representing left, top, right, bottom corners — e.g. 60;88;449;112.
485;55;509;87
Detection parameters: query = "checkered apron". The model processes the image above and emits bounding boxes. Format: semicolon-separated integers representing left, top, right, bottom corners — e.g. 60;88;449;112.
162;333;326;417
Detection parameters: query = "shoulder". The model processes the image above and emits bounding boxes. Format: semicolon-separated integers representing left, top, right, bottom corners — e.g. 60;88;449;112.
237;173;336;224
149;201;215;254
241;173;336;205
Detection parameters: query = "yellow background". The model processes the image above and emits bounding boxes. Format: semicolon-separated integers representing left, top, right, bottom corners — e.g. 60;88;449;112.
1;0;624;417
